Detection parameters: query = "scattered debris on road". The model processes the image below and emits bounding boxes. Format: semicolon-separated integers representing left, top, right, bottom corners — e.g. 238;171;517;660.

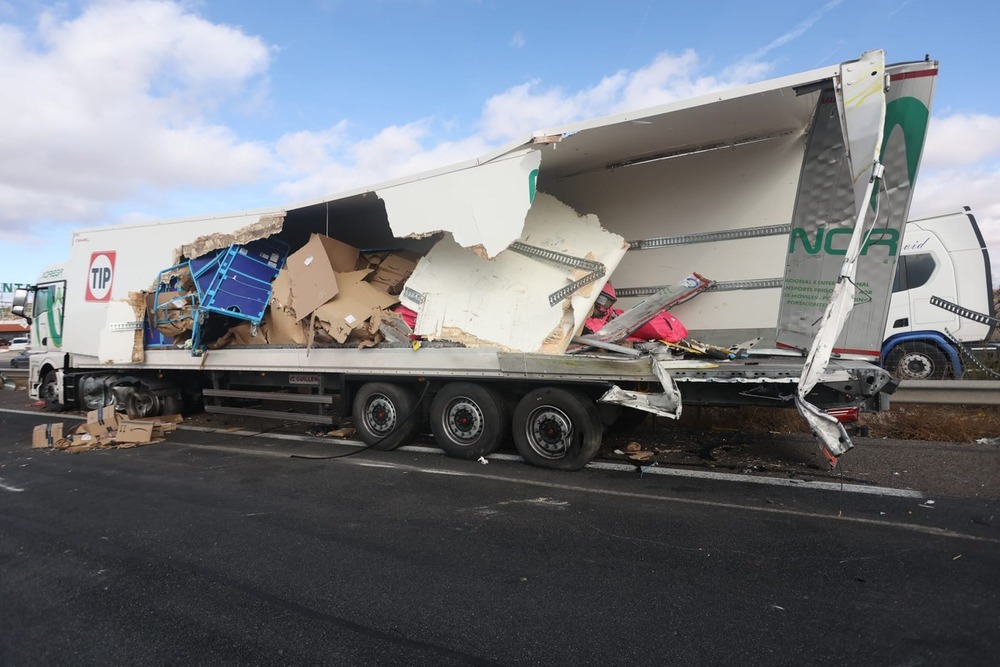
32;408;181;453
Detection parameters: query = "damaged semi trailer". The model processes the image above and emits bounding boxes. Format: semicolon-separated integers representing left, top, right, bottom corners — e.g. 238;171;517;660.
15;50;938;470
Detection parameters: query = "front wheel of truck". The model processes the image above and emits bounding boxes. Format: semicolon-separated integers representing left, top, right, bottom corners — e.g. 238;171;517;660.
512;387;603;471
40;370;63;412
352;382;423;451
885;342;950;380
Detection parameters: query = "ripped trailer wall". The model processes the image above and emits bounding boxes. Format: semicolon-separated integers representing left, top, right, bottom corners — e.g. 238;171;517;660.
31;49;933;470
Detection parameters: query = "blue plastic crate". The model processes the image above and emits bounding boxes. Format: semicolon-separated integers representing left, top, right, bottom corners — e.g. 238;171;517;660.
146;238;288;354
191;237;288;323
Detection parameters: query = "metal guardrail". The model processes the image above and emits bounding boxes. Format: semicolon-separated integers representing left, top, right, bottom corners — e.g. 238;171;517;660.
890;380;1000;405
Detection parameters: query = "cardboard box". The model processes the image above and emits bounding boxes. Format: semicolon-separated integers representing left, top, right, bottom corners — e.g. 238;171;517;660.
116;420;155;444
286;234;361;320
209;322;268;349
32;423;64;449
312;271;398;343
270;268;294;311
147;291;196;336
69;432;98;448
265;304;308;344
83;406;120;437
358;251;389;272
367;252;419;295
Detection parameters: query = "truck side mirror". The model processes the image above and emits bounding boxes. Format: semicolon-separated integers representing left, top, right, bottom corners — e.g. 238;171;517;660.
11;287;34;324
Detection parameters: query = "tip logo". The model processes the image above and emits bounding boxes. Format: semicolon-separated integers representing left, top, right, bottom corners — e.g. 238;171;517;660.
86;251;116;302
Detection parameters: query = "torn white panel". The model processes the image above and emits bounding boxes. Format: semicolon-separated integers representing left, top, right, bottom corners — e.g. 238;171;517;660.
835;50;886;211
402;193;628;353
795;51;887;459
99;300;144;364
179;213;286;262
598;357;682;418
378;149;542;259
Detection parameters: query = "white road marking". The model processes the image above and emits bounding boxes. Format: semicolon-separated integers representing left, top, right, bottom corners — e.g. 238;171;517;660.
0;479;25;492
590;461;924;498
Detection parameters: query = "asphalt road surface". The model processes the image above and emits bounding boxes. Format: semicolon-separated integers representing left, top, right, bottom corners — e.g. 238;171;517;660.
2;406;999;666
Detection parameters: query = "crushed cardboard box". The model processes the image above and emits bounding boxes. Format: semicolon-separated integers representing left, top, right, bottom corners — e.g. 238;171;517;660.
286;233;361;321
145;232;421;352
31;411;182;453
364;251;420;295
146;290;197;337
265;304;308;345
209;321;269;349
312;270;399;344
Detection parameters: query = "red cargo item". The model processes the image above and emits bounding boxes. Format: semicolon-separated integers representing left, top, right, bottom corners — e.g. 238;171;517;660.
629;311;687;343
583;283;619;334
393;304;418;329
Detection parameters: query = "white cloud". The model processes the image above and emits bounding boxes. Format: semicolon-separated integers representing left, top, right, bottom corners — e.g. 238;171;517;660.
275;120;492;202
0;0;273;228
914;111;1000;287
271;49;778;205
921;113;1000;169
477;50;772;142
510;30;525;48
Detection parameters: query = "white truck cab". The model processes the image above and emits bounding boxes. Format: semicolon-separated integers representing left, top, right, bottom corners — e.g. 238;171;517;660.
883;207;996;379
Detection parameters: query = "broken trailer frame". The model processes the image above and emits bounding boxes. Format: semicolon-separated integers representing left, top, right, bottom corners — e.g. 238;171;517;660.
17;50;937;470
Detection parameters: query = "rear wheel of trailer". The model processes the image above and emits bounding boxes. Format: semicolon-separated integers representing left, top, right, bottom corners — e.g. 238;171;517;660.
512;387;603;471
429;382;510;460
351;382;424;451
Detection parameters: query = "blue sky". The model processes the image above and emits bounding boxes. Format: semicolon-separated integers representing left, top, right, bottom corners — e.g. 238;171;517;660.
2;0;999;290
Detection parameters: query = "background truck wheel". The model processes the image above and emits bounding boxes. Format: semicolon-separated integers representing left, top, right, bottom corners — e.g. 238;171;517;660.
430;382;509;460
40;370;63;412
352;382;423;451
885;342;950;380
512;387;603;471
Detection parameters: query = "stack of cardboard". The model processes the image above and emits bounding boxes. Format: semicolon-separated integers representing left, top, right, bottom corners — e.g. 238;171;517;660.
32;408;181;453
261;233;419;347
143;232;422;351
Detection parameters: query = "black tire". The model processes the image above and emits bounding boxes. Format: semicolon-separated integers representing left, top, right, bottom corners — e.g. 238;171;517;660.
512;387;603;471
40;370;63;412
126;389;161;419
430;382;509;460
352;382;422;451
885;342;950;380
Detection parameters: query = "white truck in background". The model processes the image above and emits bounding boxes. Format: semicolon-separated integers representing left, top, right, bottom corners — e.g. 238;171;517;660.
13;51;941;468
882;207;997;379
